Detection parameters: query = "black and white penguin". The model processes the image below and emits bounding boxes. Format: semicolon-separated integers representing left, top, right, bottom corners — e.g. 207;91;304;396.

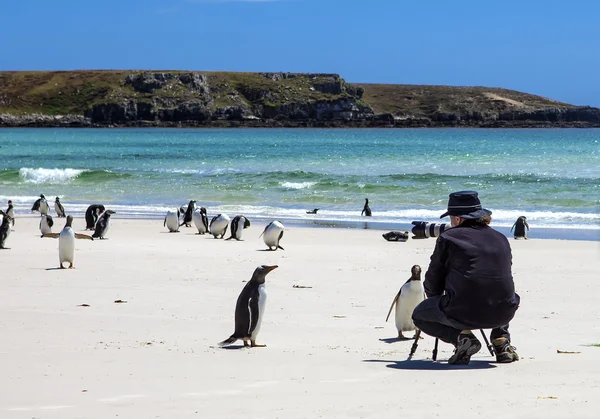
85;204;106;230
226;215;251;241
54;197;66;218
180;200;196;227
42;215;93;268
164;209;181;232
219;265;278;348
92;210;115;239
510;216;530;240
6;200;15;226
192;206;209;235
40;214;54;236
306;208;319;214
209;213;230;239
260;221;285;251
0;211;11;249
32;194;49;215
385;265;425;339
361;198;372;217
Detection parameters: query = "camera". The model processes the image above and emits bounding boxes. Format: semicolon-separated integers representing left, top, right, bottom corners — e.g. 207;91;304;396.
411;221;450;239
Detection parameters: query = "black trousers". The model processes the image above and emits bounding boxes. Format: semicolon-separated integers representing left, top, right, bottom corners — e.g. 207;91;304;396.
412;296;511;345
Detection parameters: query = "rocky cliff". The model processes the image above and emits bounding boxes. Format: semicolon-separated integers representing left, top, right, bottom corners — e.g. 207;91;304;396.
1;70;598;127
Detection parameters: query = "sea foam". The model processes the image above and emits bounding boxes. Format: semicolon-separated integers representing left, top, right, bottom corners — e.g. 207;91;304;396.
19;168;84;184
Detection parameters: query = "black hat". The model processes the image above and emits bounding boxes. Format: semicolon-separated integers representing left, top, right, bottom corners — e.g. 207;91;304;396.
440;191;492;219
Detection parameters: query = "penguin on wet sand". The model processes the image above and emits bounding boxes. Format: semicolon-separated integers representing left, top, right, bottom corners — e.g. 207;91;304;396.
219;265;278;348
42;215;93;268
226;215;251;241
54;197;66;218
6;200;15;226
511;216;530;240
85;204;106;230
164;209;181;232
361;198;372;217
209;213;230;239
32;194;49;215
40;214;54;236
192;206;209;235
260;221;285;251
180;200;196;227
92;210;116;239
0;211;11;249
306;208;319;214
385;265;425;339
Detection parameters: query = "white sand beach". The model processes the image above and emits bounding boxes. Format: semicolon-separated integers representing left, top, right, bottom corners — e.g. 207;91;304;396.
1;215;599;419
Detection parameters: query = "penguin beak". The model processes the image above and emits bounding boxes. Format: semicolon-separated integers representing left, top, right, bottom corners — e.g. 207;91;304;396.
264;265;278;273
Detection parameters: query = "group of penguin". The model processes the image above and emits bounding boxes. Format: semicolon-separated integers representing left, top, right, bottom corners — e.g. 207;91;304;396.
164;200;285;251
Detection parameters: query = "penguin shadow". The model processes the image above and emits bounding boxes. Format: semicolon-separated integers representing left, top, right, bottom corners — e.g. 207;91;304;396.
379;336;414;344
363;359;497;371
218;344;256;350
45;267;66;271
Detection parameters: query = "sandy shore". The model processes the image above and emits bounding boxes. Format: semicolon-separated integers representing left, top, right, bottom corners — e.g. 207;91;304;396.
1;214;599;419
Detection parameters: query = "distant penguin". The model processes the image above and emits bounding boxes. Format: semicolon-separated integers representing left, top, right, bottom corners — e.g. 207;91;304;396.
42;215;93;268
260;221;285;251
32;194;49;215
386;265;425;339
306;208;319;214
361;198;372;217
40;214;54;236
219;265;278;348
6;200;15;226
382;231;409;242
164;209;181;232
92;210;115;239
54;197;66;218
85;204;106;230
192;206;209;235
0;211;11;249
210;213;230;239
226;215;251;241
511;216;530;240
180;200;196;227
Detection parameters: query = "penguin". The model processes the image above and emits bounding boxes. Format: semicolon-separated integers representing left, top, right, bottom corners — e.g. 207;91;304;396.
511;216;530;240
192;206;209;235
260;221;285;251
226;215;251;241
385;265;425;339
40;214;54;236
42;215;93;268
0;211;11;249
92;210;116;239
6;200;15;226
164;209;181;233
180;199;196;227
361;198;372;217
219;265;278;348
306;208;319;214
209;213;230;239
382;231;409;242
54;197;66;218
32;194;49;215
85;204;105;230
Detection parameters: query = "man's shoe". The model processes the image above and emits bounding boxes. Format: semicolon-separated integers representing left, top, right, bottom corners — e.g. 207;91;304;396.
492;337;519;363
448;332;482;365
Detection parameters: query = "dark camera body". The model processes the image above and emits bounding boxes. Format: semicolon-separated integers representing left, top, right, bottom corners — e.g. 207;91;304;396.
411;221;450;239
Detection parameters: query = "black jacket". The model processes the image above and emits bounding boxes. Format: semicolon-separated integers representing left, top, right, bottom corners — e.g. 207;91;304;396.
424;221;520;328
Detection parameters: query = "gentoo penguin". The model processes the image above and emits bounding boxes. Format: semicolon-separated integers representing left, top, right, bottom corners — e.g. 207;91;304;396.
192;206;209;235
511;216;530;240
385;265;425;339
92;210;116;239
32;194;49;215
226;215;251;241
306;208;319;214
42;215;93;268
54;197;66;218
382;231;409;242
6;200;15;226
219;265;278;348
209;213;230;239
85;204;105;230
260;221;285;251
164;209;181;232
361;198;372;217
40;214;54;236
0;211;11;249
180;200;196;227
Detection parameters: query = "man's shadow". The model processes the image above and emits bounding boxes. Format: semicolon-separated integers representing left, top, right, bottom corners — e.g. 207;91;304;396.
363;359;496;371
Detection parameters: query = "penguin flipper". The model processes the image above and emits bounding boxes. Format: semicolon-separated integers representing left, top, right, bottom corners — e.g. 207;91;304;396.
75;233;94;240
248;295;260;335
385;293;400;322
259;223;271;238
276;231;284;250
41;233;60;239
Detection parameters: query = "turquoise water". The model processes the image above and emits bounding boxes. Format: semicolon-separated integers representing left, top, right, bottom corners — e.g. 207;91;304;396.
1;128;599;237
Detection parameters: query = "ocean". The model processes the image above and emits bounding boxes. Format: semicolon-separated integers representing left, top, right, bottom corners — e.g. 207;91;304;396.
1;128;599;240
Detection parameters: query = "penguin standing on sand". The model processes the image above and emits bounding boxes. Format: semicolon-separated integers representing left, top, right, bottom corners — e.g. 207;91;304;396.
226;215;251;241
361;198;372;217
0;211;11;249
32;194;49;215
209;213;230;239
92;210;116;239
511;216;530;240
42;215;93;268
260;221;285;251
6;200;15;226
164;209;181;232
219;265;278;348
54;197;66;218
180;200;196;227
192;207;209;235
385;265;425;339
85;204;106;230
40;214;54;236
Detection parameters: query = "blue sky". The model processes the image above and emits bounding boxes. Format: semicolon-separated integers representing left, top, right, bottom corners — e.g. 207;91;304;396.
1;0;599;106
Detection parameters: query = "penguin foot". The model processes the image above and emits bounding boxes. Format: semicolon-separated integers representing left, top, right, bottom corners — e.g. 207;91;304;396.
250;341;266;348
243;340;250;347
